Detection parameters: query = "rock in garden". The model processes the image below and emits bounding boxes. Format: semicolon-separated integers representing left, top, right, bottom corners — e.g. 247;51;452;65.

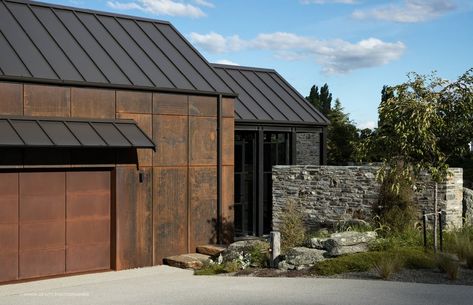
463;187;473;225
307;237;329;250
222;239;269;262
324;231;377;257
283;247;326;269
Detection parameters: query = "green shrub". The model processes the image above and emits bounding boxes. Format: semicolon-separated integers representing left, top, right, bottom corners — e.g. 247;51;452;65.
436;254;460;281
194;260;242;276
369;228;423;251
399;248;436;269
247;242;269;268
373;255;402;280
280;199;306;253
311;252;383;276
444;225;473;261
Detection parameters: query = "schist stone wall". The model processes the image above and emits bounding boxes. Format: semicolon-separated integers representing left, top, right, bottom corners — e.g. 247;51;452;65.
296;132;320;165
272;166;463;231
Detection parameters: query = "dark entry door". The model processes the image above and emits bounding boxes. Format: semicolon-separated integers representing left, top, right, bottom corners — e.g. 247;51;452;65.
0;170;111;283
234;132;257;236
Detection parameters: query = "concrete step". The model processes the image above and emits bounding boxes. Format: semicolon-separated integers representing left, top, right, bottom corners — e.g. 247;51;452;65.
163;253;210;270
196;244;226;256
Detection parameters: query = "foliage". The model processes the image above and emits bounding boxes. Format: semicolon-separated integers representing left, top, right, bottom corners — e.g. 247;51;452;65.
369;228;424;251
375;170;418;233
444;224;473;261
373;255;402;280
327;99;359;165
436;254;460;280
280;200;306;253
247;242;269;268
311;252;382;275
306;83;332;116
194;260;241;275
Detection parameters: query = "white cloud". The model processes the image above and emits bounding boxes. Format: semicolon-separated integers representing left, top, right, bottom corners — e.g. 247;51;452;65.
194;0;214;8
214;59;240;66
189;31;405;74
357;120;377;130
352;0;457;23
107;0;206;18
301;0;357;4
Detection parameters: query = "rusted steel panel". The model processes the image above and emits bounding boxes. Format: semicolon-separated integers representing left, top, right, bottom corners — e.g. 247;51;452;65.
0;82;23;115
189;117;217;166
0;149;23;169
153;115;188;166
153;167;188;265
71;87;115;119
189;95;217;117
222;166;234;244
189;167;217;251
115;167;152;270
19;171;66;279
222;118;234;166
153;93;188;115
0;172;19;281
66;171;111;273
67;244;110;272
222;97;235;118
116;113;152;167
19;172;65;222
24;84;70;117
23;148;71;168
117;91;152;114
19;249;65;279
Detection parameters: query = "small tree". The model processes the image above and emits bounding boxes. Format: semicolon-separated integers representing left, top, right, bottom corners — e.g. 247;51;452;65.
378;72;449;251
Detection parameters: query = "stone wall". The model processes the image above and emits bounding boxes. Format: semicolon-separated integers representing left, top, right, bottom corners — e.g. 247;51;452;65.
272;166;463;231
296;133;320;165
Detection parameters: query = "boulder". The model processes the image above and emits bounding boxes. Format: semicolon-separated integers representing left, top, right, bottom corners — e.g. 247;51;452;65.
282;247;326;270
307;237;328;250
196;244;226;256
463;187;473;224
324;231;377;257
222;239;269;262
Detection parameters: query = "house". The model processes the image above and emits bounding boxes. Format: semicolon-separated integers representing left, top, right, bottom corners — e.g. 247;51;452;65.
0;0;328;283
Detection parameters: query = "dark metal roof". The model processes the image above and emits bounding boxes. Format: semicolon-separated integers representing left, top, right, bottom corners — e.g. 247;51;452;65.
0;0;233;95
0;116;155;148
212;64;329;126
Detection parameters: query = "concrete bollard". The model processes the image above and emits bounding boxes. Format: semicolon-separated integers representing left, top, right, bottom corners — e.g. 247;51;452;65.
270;231;281;268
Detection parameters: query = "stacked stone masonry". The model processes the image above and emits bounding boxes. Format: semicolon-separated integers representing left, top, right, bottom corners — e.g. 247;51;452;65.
272;166;463;231
296;133;321;165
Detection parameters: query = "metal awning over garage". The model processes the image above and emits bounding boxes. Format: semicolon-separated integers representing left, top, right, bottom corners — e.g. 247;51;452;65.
0;116;155;148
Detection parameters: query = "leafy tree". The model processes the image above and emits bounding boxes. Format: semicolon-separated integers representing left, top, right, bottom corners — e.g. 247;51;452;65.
327;98;358;165
306;83;332;116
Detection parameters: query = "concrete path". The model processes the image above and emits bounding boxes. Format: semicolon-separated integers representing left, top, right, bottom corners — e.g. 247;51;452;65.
1;266;472;305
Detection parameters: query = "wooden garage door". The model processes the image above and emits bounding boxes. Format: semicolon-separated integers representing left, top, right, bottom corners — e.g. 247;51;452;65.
0;170;110;283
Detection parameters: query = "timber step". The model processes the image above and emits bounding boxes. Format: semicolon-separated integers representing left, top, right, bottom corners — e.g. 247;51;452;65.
163;253;210;270
196;244;226;256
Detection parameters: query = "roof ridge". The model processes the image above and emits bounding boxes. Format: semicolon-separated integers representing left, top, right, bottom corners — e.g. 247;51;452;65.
5;0;172;25
211;63;277;73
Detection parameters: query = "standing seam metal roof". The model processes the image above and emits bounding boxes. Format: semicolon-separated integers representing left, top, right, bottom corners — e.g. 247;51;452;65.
212;64;329;125
0;0;232;94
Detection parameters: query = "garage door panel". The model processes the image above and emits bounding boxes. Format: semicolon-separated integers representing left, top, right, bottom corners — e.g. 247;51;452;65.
19;249;65;279
67;244;110;273
67;218;110;245
0;173;18;223
0;253;18;282
20;172;65;222
67;193;110;219
0;224;18;252
20;221;65;250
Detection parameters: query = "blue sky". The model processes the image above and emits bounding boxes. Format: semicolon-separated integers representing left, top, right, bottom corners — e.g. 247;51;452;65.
48;0;472;129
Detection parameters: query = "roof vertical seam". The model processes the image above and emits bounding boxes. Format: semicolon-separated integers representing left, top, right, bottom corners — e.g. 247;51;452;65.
72;10;133;85
3;1;61;79
218;69;260;120
93;12;156;86
93;14;156;87
268;72;322;122
0;30;32;77
50;7;111;83
238;70;291;121
134;20;197;90
153;23;216;92
28;3;86;82
223;68;274;120
252;71;304;121
115;16;177;89
35;120;55;145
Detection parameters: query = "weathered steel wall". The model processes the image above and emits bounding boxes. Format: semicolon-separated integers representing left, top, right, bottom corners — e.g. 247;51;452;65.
0;81;235;273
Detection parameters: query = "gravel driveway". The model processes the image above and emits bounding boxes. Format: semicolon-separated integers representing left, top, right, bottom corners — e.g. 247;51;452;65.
1;266;472;305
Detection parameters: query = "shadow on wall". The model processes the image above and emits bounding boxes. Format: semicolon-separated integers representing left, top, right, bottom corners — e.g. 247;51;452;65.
208;217;235;245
